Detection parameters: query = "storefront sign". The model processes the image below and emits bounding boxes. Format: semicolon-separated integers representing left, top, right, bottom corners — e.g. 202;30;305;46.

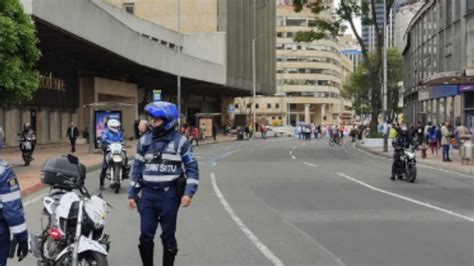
39;72;66;91
460;85;474;92
418;90;430;101
153;89;161;102
431;85;459;98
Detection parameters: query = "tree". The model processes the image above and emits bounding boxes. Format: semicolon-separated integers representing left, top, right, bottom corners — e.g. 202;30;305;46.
0;0;41;105
293;0;396;132
342;48;403;122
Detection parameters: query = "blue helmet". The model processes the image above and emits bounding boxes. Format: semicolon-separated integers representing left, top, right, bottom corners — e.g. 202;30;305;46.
144;102;179;132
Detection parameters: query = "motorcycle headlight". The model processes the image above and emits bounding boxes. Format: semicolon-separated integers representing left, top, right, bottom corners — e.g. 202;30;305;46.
112;155;122;162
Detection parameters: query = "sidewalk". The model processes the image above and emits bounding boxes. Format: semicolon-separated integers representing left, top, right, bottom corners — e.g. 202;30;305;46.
1;134;236;197
357;143;474;176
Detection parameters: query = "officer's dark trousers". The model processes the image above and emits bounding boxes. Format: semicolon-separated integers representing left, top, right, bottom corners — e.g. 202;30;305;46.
0;223;11;266
139;186;180;251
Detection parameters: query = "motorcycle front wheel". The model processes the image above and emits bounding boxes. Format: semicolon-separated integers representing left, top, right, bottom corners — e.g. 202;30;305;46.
406;163;417;183
54;251;108;266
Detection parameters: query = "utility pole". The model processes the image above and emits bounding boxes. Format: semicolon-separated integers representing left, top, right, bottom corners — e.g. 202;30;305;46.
176;0;182;127
383;0;389;152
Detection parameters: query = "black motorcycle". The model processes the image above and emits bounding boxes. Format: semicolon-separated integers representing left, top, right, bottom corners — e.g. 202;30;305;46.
18;133;34;166
393;145;418;183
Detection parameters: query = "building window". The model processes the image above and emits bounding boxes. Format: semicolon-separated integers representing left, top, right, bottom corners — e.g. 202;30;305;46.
272;117;276;120
247;103;251;109
468;0;474;14
256;104;259;109
277;32;284;38
234;104;239;109
267;103;271;109
277;16;284;26
123;3;135;14
276;104;280;109
286;19;306;27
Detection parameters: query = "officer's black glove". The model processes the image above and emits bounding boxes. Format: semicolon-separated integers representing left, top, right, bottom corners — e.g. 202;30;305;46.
17;239;28;261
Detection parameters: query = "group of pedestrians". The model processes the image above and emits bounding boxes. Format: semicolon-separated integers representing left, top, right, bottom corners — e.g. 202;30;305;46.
390;121;471;162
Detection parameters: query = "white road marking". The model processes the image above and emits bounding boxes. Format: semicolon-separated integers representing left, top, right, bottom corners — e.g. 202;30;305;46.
212;162;217;167
23;193;47;207
210;173;285;266
303;162;318;168
337;172;474;223
289;151;293;155
292;146;296;150
291;155;296;160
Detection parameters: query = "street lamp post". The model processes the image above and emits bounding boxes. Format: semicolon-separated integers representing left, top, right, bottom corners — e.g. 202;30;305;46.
383;0;389;152
176;0;182;127
252;34;269;137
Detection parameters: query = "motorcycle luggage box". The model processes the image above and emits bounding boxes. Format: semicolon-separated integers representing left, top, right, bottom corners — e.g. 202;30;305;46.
41;157;86;189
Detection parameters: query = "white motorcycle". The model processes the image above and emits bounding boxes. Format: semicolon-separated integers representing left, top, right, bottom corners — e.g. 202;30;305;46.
103;142;129;193
30;155;111;266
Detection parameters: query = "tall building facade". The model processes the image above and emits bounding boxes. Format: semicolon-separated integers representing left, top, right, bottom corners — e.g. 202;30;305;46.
403;0;474;132
234;3;353;127
339;34;363;71
0;0;276;146
394;0;424;50
361;0;395;51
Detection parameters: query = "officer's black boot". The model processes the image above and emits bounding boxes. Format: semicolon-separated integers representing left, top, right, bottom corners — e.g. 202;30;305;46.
162;248;177;266
139;242;154;266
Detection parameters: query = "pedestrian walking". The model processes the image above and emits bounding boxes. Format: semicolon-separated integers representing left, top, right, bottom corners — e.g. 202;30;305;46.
0;157;29;265
134;119;140;139
83;127;90;144
128;102;199;266
428;124;438;155
66;122;79;153
212;122;217;141
191;126;199;146
441;121;453;162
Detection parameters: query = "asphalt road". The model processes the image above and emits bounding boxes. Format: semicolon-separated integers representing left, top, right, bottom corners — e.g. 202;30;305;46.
10;136;474;266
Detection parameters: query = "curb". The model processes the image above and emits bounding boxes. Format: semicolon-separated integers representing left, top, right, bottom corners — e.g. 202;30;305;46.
19;139;235;197
355;142;473;176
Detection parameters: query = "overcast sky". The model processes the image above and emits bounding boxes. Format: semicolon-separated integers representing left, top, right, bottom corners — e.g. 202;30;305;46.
333;0;362;38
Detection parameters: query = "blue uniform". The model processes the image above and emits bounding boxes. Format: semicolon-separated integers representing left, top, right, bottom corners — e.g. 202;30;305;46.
0;160;28;265
129;130;199;252
101;129;124;146
100;129;124;181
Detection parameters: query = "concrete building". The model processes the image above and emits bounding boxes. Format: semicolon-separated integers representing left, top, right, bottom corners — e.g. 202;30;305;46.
339;34;363;71
362;0;395;51
394;0;424;50
235;3;353;127
403;0;474;132
0;0;276;147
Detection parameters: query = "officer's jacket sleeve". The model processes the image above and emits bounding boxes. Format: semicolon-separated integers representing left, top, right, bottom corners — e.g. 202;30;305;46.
128;136;147;199
0;163;28;241
179;136;199;197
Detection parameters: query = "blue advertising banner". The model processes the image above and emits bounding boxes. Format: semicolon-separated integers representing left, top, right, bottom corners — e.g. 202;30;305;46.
94;111;122;149
431;85;459;98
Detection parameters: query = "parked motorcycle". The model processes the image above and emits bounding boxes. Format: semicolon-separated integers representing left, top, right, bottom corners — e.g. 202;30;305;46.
393;146;418;183
103;142;129;193
30;155;111;266
17;133;34;166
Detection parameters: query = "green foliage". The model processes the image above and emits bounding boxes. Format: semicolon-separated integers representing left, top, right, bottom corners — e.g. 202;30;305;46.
0;0;41;105
342;48;403;119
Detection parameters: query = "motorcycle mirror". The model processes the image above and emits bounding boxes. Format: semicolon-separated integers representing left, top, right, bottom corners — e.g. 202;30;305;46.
67;154;79;165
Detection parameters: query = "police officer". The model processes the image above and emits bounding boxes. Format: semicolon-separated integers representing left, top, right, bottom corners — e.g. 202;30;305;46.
99;119;130;189
391;125;414;180
0;155;29;264
128;102;199;266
